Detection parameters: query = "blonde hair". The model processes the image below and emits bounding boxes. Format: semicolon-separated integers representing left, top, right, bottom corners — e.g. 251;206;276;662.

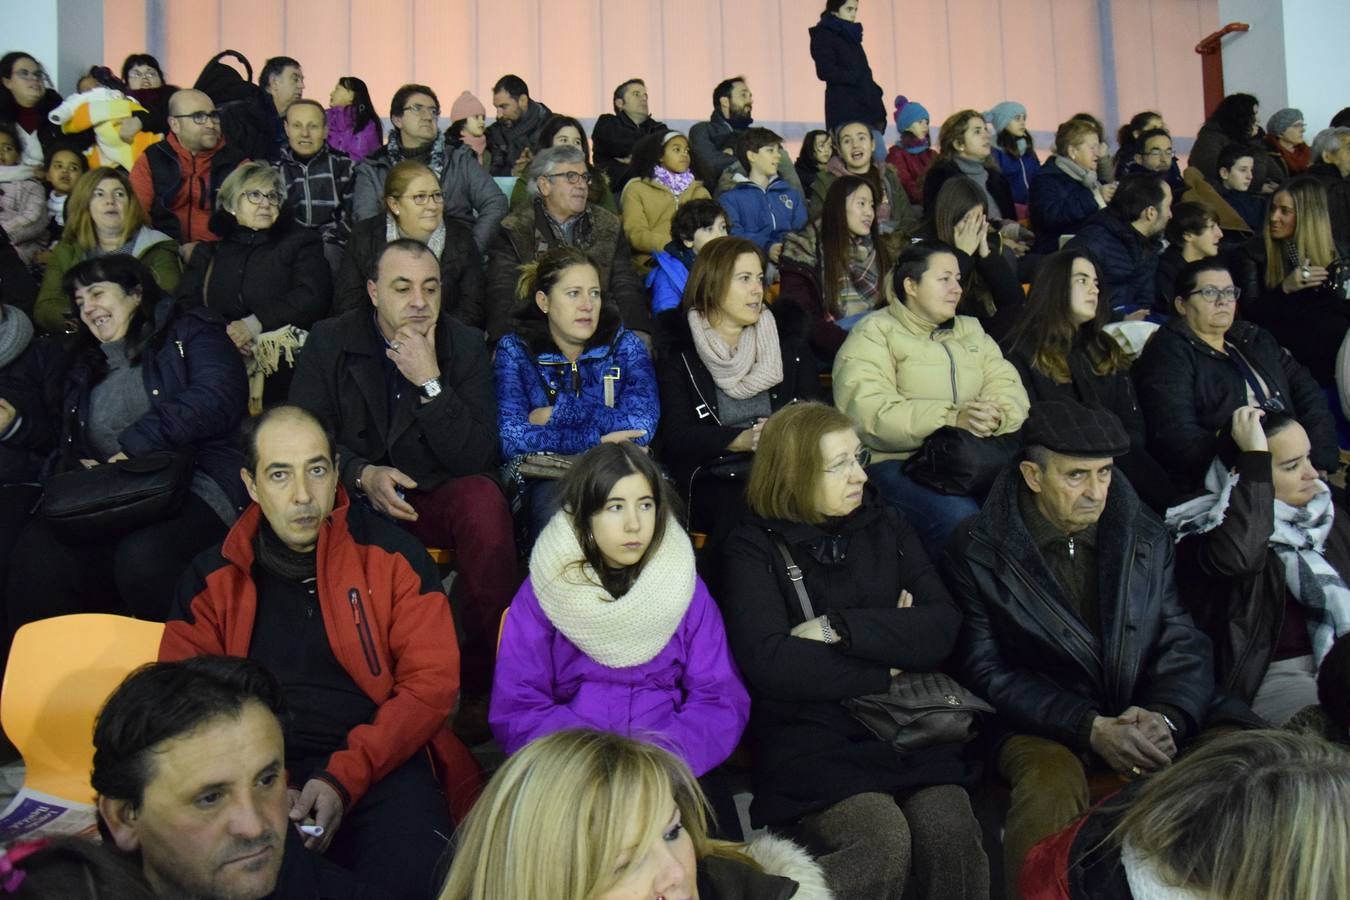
746;402;857;524
61;167;148;250
1110;729;1350;900
383;158;438;206
1263;176;1337;288
215;161;285;213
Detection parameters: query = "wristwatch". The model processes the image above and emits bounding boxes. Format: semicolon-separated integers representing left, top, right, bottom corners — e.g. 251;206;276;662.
419;377;442;400
819;615;838;645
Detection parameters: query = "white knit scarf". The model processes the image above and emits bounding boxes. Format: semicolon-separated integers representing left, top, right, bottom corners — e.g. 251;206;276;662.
386;213;446;259
530;511;696;668
686;307;784;399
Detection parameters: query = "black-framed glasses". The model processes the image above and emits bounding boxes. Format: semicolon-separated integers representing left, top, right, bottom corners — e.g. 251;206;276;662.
241;189;282;207
170;110;221;125
544;171;594;185
824;448;871;476
399;191;444;206
1187;285;1240;304
402;103;440;117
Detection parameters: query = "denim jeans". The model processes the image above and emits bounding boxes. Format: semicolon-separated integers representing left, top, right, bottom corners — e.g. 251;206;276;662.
866;460;980;559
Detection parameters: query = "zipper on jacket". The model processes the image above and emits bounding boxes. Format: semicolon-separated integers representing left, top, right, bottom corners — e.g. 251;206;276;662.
934;334;960;403
348;587;383;676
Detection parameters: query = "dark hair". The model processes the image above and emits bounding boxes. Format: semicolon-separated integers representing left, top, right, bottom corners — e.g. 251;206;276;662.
820;174;889;318
1134;127;1171;155
710;76;745;111
0;119;23;152
671;198;726;247
1216;142;1255;176
821;0;851;13
390;83;438;122
1210;92;1260;141
1116;110;1164;149
1334;107;1350;130
43;139;88;173
1070;112;1107;138
684;236;764;317
1175;257;1234;302
893;239;955;300
1218;410;1300;468
611;78;644;113
1109;172;1167;222
0;51;42;83
929;176;998;318
373;236;438;278
259;56;300;91
120;53;164;84
560;443;680;598
796;129;830;169
535;114;593;164
239;405;335;475
62;256;162;366
996;118;1035;158
78;65;126;92
1166;200;1217;245
629;128;677;180
1318;632;1350;729
492;74;529;100
92;657;286;809
1004;249;1127;383
284;97;325;119
6;837;156;900
733;126;782;172
336;76;382;142
511;245;617;351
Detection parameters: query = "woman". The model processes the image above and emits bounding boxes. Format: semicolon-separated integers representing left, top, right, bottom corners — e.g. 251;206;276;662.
833;241;1029;555
924;110;1028;255
1069;111;1115;185
721;402;987;900
176;162;331;408
780;174;891;363
4;255;247;637
1004;249;1177;511
508;115;616;213
495;246;660;537
120;53;177;135
1190;92;1275;192
1134;258;1338;492
335;159;484;321
0;52;66;166
924;175;1025;340
489;443;750;780
1029;117;1117;254
35;167;180;333
621;130;711;272
808;0;885;138
1234;175;1349;387
1154;200;1223;310
807;121;916;235
794;128;832;193
1020;730;1350;900
326;76;383;162
1265;108;1310;180
887;96;935;207
988;100;1041;216
0;119;49;268
437;728;831;900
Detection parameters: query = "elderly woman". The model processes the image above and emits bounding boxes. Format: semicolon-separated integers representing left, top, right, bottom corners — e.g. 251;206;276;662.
35;167;180;333
721;401;988;900
924;110;1030;256
1264;108;1311;180
176;161;331;408
334;159;484;321
1029;117;1118;254
4;256;247;643
807;120;917;236
1134;258;1337;492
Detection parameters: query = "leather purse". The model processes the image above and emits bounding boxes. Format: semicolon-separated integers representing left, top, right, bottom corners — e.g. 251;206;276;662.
903;427;1020;497
41;450;196;543
515;452;578;480
768;532;993;751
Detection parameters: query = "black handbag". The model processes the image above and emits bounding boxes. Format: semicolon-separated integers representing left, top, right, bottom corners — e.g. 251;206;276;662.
768;533;993;750
41;451;196;543
903;427;1020;497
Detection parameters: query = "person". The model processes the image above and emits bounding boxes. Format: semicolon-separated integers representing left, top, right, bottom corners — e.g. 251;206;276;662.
257;56;304;162
924;109;1028;256
833;241;1029;555
1019;730;1350;900
794;128;832;194
0;52;66;166
4;256;247;647
505;114;617;214
646;197;727;315
779;173;892;363
946;398;1254;900
120;53;176;136
490;442;750;780
989;100;1041;216
719;127;806;262
444;90;488;166
274;98;356;273
689;76;756;186
335;160;484;323
1004;249;1177;512
1308;126;1350;246
437;728;832;900
809;0;886;138
720;402;989;900
128;88;246;252
1133;258;1338;493
1189;92;1276;193
592;77;667;192
1110;110;1164;177
1177;142;1259;243
1203;142;1268;236
1118;127;1184;196
0;837;156;900
807;121;917;236
351;83;508;253
34;166;180;334
1234;176;1349;387
494;247;659;537
0;120;48;267
653;237;820;541
886;95;936;207
1066;173;1171;319
162;405;480;898
1264;107;1310;180
1168;408;1350;727
1069;111;1115;186
289;238;518;703
175;162;331;408
40;142;87;246
325;76;382;161
1154;200;1223;310
92;656;370;899
620;130;710;272
485;74;552;177
484;144;649;344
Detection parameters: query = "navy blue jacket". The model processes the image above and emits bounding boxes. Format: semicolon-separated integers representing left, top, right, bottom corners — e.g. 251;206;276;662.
808;16;886;132
992;146;1042;207
1028;160;1102;254
1066;210;1161;317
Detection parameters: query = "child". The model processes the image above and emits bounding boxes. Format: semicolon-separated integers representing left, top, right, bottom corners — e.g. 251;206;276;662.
1217;142;1267;232
646;198;727;313
719;127;806;264
886;95;935;206
446;91;488;166
0;121;49;267
620;130;711;272
989;100;1041;218
42;143;86;246
325;76;383;161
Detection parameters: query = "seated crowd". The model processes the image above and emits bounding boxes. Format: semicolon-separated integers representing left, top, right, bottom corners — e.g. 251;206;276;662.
3;26;1350;900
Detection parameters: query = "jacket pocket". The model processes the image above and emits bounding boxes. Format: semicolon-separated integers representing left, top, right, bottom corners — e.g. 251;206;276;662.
348;588;383;676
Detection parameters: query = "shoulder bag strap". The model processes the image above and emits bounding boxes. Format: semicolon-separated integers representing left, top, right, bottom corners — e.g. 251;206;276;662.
768;531;815;621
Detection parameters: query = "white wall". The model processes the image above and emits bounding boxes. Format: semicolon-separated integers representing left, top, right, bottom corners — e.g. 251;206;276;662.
6;0;105;93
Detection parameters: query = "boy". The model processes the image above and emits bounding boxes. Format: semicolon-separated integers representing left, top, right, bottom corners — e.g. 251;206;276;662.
718;127;806;264
646;198;727;313
1217;143;1267;232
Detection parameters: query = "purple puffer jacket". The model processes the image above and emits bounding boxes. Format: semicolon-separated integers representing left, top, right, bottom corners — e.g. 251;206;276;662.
325;105;382;162
489;574;751;776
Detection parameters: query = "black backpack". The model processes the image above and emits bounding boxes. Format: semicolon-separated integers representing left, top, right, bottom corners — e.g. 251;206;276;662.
192;50;259;106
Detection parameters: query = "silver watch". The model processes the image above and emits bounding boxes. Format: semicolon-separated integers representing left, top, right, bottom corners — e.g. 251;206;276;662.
820;615;838;645
420;377;442;400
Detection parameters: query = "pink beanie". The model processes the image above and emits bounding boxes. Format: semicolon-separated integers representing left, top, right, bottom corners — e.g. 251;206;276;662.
449;91;486;122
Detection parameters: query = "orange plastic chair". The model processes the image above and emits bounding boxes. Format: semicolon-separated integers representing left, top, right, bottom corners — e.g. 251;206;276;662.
1;614;164;804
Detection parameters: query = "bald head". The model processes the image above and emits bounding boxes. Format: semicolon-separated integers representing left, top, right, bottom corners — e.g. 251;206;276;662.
167;89;221;153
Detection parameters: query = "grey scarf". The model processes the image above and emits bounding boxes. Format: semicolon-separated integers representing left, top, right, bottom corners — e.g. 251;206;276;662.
954;155;1004;220
1053;155;1107;209
0;305;34;368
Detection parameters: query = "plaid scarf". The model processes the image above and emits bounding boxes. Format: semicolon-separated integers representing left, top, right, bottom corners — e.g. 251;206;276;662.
835;235;881;319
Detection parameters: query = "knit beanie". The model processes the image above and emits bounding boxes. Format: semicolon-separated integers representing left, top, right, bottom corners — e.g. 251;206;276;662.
449;91;486;122
893;95;930;132
1267;108;1304;138
986;101;1027;136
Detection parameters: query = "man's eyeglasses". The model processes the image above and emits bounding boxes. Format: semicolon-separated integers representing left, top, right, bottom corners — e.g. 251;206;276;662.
824;448;871;476
1144;148;1175;159
170;110;221;125
241;189;282;207
544;171;594;186
399;191;444;206
402;103;440;117
1187;286;1240;304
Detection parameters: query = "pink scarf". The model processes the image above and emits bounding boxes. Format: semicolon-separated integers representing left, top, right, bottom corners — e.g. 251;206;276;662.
686;308;784;399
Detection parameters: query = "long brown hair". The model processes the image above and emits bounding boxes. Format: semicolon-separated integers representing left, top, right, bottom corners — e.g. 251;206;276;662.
1262;176;1337;288
819;174;889;319
1004;249;1127;383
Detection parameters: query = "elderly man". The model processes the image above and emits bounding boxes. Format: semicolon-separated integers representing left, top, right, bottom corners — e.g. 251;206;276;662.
484;74;552;177
945;399;1255;899
274;98;355;273
352;83;507;253
484;144;649;343
592;77;667;191
1308;127;1350;245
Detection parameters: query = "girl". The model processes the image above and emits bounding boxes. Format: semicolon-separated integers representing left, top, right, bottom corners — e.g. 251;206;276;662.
988;100;1041;218
325;76;382;161
0;119;49;268
886;95;935;207
621;130;711;272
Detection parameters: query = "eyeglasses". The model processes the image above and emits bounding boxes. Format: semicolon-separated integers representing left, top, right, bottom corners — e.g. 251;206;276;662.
824;448;871;476
241;189;282;207
402;103;440;117
1144;148;1175;159
170;110;221;125
127;67;159;82
11;67;45;82
544;171;594;185
1187;285;1241;304
399;191;444;206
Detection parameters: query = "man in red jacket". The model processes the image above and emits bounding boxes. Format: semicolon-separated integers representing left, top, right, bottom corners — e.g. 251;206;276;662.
160;404;479;900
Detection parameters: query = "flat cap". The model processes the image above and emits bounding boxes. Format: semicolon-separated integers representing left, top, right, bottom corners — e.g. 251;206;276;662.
1023;400;1130;458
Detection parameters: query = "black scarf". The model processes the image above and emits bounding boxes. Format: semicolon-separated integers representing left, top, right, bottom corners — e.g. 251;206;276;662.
254;517;318;583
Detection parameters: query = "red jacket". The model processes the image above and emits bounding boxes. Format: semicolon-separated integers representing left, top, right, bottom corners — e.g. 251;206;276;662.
161;488;481;821
129;131;245;244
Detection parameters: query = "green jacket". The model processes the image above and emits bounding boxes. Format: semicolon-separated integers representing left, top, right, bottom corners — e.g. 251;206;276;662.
35;228;182;333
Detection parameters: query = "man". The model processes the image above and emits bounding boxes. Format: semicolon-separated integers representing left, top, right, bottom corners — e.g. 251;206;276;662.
93;655;367;899
1067;173;1171;319
274;98;355;273
129;88;245;256
689;76;803;198
352;83;507;253
1123;127;1183;195
484;144;649;343
1308;126;1350;245
945;399;1253;900
289;239;517;709
592;77;666;191
161;406;478;898
484;74;552;177
217;56;304;165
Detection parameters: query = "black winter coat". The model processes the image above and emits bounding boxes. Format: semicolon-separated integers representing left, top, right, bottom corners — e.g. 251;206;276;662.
720;496;976;826
591;111;668;191
333;214;485;323
1307;161;1350;248
808;16;886;133
922;158;1016;223
1028;160;1102;255
0;331;63;483
1133;318;1337;491
484;100;553;177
